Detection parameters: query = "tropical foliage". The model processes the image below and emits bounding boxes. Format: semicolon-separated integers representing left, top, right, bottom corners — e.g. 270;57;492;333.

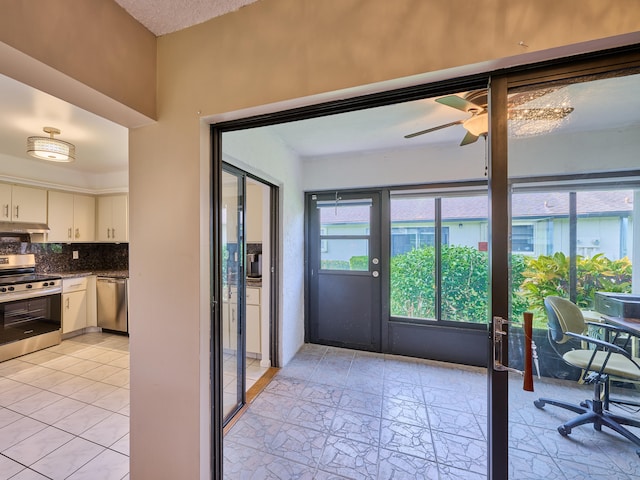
389;246;632;327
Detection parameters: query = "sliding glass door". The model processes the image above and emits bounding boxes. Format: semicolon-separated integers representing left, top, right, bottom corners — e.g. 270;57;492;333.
502;66;640;477
221;166;246;421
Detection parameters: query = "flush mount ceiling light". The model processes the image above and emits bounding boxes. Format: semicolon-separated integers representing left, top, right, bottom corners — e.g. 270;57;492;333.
27;127;76;162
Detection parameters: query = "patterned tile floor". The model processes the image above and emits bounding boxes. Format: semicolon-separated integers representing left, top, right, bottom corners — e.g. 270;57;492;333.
0;332;129;480
2;335;640;479
224;344;640;479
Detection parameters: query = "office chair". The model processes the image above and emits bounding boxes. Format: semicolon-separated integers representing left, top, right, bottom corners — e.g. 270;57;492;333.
534;295;640;456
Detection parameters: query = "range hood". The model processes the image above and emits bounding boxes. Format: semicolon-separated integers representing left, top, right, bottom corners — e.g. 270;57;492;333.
0;221;50;235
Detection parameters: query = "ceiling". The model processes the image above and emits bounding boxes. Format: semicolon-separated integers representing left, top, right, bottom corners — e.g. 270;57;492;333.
114;0;261;36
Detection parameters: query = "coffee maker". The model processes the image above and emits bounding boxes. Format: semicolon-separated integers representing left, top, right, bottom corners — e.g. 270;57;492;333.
246;253;262;278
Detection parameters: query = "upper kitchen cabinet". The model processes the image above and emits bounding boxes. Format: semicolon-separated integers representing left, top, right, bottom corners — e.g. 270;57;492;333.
245;183;263;243
48;191;95;242
0;183;47;224
97;194;128;242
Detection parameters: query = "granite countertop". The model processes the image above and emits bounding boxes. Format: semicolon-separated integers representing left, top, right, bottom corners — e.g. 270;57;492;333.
55;270;129;279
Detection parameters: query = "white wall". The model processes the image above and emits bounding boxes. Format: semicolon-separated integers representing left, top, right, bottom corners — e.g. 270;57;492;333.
222;129;305;366
303;140;486;191
301;126;640;193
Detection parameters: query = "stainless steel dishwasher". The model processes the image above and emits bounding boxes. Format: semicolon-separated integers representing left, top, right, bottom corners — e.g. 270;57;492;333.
97;277;128;333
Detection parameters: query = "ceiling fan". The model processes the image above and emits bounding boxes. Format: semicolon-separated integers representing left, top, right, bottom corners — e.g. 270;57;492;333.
404;89;574;145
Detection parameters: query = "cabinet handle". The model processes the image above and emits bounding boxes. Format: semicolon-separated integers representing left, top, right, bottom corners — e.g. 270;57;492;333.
107;228;111;239
75;228;80;239
14;205;19;219
65;298;70;309
111;228;115;238
68;227;72;239
3;204;8;218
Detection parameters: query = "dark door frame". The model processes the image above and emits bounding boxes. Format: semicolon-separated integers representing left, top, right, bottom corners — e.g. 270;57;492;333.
306;190;382;351
210;46;640;480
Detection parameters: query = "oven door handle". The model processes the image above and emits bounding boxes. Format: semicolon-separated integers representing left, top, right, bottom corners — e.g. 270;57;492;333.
0;287;62;304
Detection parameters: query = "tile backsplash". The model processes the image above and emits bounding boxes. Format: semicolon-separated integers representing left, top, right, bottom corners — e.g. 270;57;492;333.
0;239;128;273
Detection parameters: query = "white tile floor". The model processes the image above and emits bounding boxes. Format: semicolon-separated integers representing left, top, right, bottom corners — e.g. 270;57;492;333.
223;352;270;418
0;333;129;480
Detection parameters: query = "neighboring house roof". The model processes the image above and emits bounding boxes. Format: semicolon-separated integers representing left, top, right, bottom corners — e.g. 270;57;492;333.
320;190;633;224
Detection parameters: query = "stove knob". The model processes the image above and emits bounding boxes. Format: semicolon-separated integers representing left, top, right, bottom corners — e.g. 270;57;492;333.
0;287;6;292
8;286;14;291
49;281;55;286
43;282;49;287
26;284;33;289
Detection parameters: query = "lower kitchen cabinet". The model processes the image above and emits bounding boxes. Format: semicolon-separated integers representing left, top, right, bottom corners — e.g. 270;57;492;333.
62;277;88;334
222;286;261;355
246;287;261;355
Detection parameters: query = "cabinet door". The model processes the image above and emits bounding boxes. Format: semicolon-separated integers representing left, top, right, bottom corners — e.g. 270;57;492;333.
47;191;74;242
73;194;96;241
11;185;47;223
245;184;263;243
246;304;261;354
111;195;128;241
97;195;128;242
229;304;238;353
97;196;112;241
62;290;87;334
0;184;11;221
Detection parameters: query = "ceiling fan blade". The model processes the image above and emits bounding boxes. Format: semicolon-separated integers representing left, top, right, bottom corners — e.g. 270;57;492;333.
404;120;464;139
508;107;574;120
436;95;484;113
459;131;479;146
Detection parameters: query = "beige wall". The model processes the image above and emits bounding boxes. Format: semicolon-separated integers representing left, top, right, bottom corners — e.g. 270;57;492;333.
0;0;639;478
132;2;639;478
0;0;156;121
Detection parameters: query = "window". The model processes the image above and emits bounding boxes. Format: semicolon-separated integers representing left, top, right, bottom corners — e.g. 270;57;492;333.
390;193;489;323
512;224;534;252
318;199;371;271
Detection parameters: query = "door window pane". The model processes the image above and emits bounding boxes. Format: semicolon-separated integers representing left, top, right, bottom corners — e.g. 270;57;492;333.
320;239;369;271
318;199;371;271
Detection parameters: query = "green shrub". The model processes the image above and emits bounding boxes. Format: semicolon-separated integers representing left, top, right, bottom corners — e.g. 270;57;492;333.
519;252;632;319
320;259;350;270
391;245;494;323
389;246;630;328
349;256;369;271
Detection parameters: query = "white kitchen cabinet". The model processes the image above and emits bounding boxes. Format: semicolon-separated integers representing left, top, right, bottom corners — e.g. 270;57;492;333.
62;276;88;334
246;287;261;354
47;191;95;242
245;183;263;243
0;183;47;224
97;194;128;242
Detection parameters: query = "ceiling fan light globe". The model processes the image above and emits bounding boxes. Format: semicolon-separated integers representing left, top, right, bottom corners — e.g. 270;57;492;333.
463;113;488;136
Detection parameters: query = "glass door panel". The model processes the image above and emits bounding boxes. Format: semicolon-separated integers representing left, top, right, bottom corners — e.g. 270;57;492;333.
222;168;245;421
506;70;640;477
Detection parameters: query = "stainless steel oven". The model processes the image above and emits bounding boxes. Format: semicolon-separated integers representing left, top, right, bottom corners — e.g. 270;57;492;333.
0;254;62;362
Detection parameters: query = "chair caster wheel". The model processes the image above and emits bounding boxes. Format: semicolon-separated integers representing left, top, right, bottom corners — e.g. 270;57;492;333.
534;400;545;409
558;425;570;436
594;423;602;432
